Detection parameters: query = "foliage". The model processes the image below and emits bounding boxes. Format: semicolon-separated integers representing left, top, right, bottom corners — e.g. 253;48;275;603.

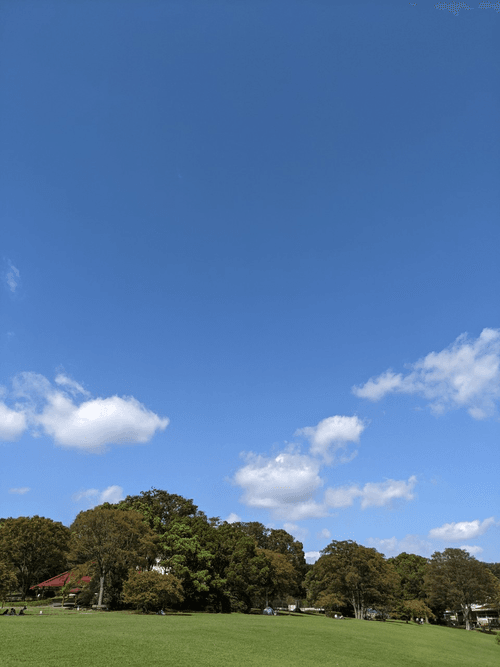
306;540;399;619
0;516;70;599
0;561;18;602
69;508;157;609
257;548;297;605
159;516;214;608
112;488;201;534
424;549;500;631
388;552;428;601
237;522;307;597
394;598;436;623
122;569;184;612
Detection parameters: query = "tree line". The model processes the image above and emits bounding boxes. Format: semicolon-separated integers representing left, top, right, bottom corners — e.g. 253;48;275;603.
1;489;499;627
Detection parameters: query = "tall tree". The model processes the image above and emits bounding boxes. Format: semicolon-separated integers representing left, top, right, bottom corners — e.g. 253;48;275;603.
388;552;431;621
424;548;500;631
70;508;157;608
237;522;306;597
0;516;70;599
113;488;201;533
305;540;399;619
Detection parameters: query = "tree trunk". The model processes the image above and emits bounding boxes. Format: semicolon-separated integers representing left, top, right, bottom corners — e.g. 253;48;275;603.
97;574;105;608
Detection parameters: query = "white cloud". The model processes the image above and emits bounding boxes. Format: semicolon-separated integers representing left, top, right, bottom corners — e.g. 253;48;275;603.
0;402;27;440
353;328;500;419
367;534;432;558
305;551;321;564
295;415;365;462
324;476;417;510
460;545;484;557
360;476;417;509
232;450;327;520
5;262;20;293
318;528;331;539
37;392;169;451
324;484;362;509
54;373;91;398
226;513;241;524
8;487;30;495
4;371;169;451
428;517;496;541
72;485;125;507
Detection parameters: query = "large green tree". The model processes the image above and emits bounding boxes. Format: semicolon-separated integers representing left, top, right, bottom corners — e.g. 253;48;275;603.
0;516;70;599
424;549;500;630
236;522;306;598
305;540;399;619
70;508;157;609
113;488;201;534
388;552;432;621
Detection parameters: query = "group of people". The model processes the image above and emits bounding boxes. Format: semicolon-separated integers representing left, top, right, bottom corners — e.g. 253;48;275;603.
1;606;27;616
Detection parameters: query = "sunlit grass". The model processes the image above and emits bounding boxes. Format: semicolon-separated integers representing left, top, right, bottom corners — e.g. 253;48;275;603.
0;610;498;666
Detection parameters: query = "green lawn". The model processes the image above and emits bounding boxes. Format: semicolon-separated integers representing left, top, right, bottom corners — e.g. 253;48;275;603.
0;610;498;666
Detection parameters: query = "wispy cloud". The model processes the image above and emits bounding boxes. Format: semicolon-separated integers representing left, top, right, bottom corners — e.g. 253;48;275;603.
2;371;169;451
8;487;30;495
353;328;500;419
428;517;496;541
4;261;20;294
367;534;433;558
324;476;417;510
72;485;125;507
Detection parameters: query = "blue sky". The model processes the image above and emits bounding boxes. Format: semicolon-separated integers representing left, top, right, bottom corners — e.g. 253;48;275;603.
1;1;499;564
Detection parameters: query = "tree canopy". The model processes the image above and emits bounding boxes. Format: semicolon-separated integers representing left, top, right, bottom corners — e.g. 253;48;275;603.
70;507;157;608
424;548;500;631
306;540;399;619
0;516;70;599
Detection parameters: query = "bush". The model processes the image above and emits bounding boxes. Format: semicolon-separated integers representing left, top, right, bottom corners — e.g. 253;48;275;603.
122;569;184;613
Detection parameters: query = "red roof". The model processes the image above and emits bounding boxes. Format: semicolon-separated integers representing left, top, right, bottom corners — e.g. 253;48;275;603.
30;571;92;590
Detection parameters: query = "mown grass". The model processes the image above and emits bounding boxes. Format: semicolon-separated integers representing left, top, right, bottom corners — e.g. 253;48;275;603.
0;610;498;667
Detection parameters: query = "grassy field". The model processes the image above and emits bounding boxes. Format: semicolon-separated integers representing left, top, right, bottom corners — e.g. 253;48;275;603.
0;608;498;667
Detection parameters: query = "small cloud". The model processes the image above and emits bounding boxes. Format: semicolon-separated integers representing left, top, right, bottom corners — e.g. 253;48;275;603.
232;449;327;521
305;551;321;564
324;476;417;510
353;329;500;419
295;415;365;463
360;476;417;509
4;262;20;294
72;485;124;507
8;487;30;495
428;517;496;541
226;512;241;524
0;402;27;441
318;528;331;540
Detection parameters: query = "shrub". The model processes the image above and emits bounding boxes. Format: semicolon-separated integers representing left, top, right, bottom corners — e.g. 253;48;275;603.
122;569;184;613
